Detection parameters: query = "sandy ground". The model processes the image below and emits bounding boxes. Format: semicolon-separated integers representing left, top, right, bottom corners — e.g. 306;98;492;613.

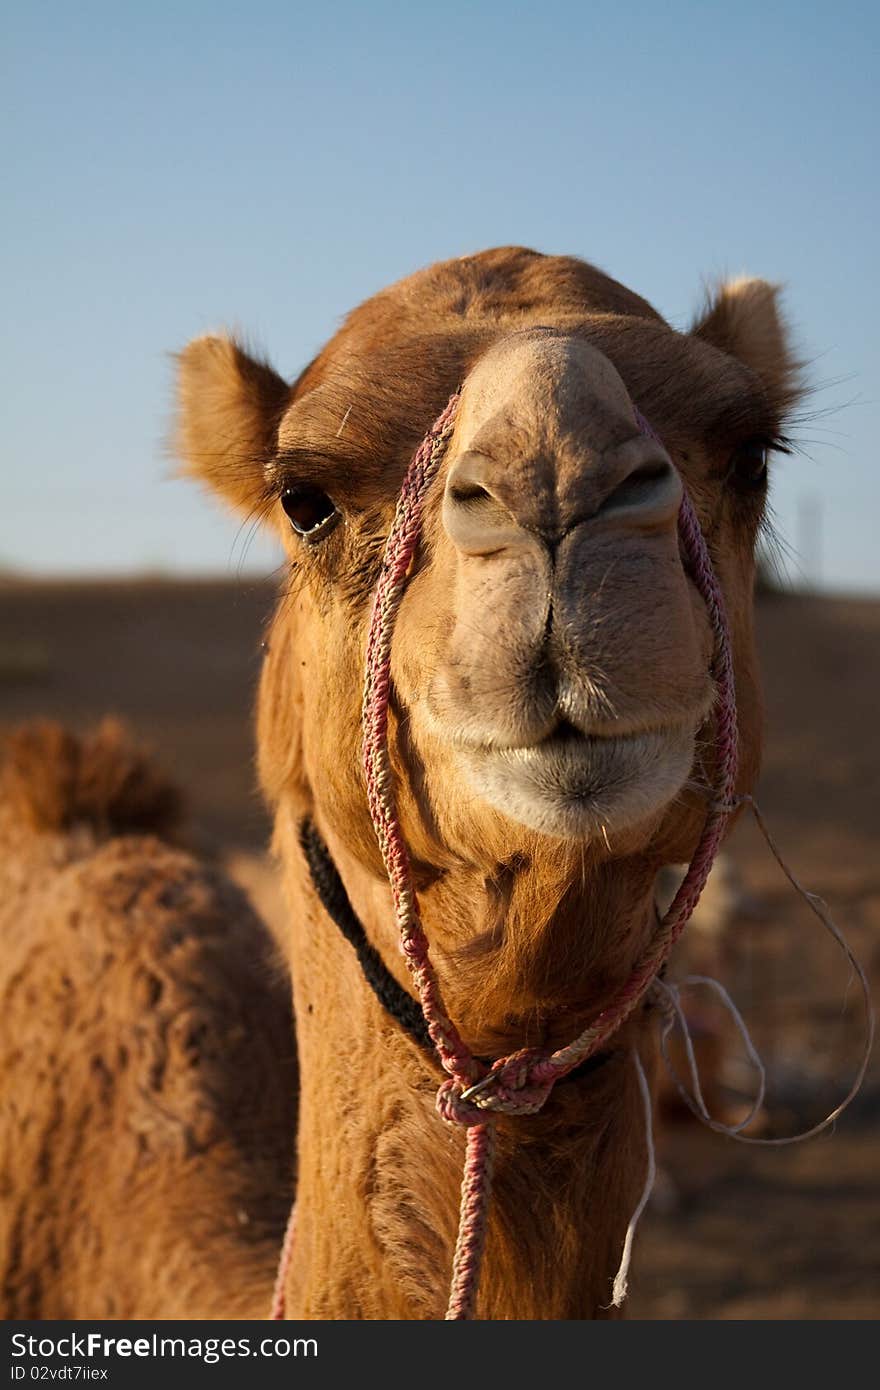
1;577;877;1319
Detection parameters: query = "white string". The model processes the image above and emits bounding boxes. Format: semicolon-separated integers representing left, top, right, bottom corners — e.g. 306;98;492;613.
612;797;874;1308
656;965;873;1147
654;974;766;1135
611;1050;656;1307
674;794;875;1147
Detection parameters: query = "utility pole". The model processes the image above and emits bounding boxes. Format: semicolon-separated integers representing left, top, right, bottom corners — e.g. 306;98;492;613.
797;494;823;592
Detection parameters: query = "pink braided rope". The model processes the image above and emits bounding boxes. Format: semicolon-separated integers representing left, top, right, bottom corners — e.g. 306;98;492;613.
270;1202;298;1320
361;393;739;1319
446;1123;496;1320
361;394;481;1088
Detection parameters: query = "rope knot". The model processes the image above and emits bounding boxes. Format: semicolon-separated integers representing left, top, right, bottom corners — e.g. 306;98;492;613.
436;1050;557;1126
648;977;678;1024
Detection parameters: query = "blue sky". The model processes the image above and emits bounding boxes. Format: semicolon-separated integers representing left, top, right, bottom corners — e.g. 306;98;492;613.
5;1;878;590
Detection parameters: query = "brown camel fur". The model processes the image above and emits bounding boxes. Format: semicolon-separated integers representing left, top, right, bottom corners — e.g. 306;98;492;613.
0;722;296;1318
175;248;802;1318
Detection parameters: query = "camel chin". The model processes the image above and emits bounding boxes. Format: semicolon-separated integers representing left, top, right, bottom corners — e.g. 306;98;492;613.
455;724;696;840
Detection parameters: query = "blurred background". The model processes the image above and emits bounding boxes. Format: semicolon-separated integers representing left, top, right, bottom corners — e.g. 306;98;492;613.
3;0;878;1317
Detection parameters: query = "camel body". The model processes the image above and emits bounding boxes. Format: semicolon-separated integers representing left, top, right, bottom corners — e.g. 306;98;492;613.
0;724;295;1318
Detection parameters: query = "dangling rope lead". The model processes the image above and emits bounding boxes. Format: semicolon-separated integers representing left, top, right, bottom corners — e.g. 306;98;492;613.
360;393;743;1319
610;1051;656;1308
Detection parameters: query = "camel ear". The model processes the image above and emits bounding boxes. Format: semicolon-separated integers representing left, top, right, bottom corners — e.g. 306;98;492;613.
176;335;290;513
691;278;804;410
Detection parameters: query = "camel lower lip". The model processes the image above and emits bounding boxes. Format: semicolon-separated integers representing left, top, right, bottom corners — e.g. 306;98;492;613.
456;727;696;839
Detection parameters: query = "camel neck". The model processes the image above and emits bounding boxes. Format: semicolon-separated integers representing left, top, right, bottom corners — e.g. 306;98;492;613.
274;802;657;1319
298;815;621;1088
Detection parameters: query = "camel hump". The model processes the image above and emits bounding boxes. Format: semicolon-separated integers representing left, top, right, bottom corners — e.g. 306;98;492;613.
0;719;183;839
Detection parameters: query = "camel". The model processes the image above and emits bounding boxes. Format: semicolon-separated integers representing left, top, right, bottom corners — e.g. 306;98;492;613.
0;721;297;1317
1;246;802;1320
176;247;801;1318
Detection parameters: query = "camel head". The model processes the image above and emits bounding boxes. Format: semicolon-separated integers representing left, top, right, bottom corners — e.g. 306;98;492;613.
177;248;801;931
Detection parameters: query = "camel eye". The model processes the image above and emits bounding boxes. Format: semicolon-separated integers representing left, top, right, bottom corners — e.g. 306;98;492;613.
729;439;769;490
280;486;339;541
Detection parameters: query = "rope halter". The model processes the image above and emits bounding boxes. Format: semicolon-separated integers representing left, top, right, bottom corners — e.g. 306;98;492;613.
361;390;740;1318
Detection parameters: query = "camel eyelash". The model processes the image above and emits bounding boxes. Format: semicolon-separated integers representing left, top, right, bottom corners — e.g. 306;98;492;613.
760;433;792;457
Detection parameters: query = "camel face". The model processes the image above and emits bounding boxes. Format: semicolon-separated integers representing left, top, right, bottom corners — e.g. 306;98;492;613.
178;248;800;877
408;329;704;842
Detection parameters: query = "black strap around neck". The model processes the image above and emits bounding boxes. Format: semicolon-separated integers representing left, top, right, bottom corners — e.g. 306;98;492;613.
300;818;432;1050
299;818;614;1085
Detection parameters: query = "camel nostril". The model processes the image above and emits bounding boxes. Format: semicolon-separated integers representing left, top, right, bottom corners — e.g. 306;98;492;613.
443;451;532;556
629;459;672;487
598;455;681;524
450;483;493;507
